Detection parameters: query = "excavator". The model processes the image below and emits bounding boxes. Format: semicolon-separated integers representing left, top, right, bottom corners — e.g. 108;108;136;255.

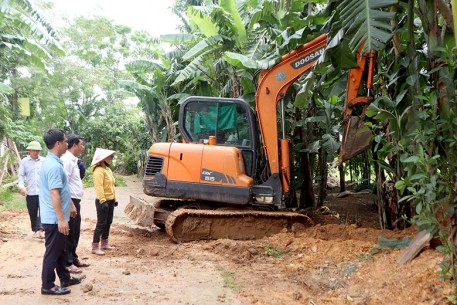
125;33;376;242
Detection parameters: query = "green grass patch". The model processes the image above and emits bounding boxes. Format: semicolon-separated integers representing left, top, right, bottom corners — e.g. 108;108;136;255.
0;187;27;212
216;264;242;292
263;245;288;258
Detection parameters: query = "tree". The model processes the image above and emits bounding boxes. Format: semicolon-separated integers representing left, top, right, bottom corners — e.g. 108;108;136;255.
0;0;63;138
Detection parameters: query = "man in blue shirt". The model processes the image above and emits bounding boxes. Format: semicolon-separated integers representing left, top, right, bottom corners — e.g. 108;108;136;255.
39;129;81;295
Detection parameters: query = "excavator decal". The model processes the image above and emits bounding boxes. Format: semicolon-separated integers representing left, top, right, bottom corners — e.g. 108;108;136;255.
200;168;236;184
290;46;325;69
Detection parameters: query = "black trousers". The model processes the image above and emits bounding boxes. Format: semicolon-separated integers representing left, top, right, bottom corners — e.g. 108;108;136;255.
65;199;81;266
92;199;114;243
26;195;42;232
41;224;70;290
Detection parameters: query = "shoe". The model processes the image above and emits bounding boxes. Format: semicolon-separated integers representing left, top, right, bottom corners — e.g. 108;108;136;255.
92;242;105;256
41;285;71;295
74;259;91;268
66;264;82;274
61;277;81;288
101;239;114;250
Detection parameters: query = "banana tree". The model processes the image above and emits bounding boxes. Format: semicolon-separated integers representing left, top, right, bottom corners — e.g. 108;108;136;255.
122;44;185;142
0;0;63;137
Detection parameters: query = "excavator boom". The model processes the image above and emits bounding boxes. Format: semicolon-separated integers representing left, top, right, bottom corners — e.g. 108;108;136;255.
255;34;327;195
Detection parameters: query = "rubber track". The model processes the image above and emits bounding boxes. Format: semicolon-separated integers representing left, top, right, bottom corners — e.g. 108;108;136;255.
166;209;314;243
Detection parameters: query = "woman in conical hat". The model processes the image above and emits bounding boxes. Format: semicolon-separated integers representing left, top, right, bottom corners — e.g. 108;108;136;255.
90;148;117;255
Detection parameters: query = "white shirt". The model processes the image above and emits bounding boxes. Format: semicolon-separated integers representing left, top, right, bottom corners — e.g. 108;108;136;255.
61;150;84;199
18;155;44;196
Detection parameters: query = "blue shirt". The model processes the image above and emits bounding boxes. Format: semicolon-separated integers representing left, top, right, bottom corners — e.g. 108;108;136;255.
18;155;44;195
39;152;71;224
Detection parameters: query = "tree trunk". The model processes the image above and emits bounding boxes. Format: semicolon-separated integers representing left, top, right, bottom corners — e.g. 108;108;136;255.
299;152;315;208
372;149;388;229
339;164;346;192
363;151;370;184
317;149;327;207
296;107;315;208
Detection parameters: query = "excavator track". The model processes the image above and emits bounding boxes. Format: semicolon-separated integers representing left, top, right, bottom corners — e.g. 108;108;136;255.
165;209;314;243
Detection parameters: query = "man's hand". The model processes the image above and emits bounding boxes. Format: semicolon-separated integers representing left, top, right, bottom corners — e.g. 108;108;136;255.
57;219;70;236
20;187;27;196
70;202;77;218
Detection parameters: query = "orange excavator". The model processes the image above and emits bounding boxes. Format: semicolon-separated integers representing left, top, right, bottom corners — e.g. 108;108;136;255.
125;34;376;242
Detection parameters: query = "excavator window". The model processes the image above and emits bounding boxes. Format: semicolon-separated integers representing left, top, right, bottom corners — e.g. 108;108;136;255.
182;100;251;147
179;97;259;178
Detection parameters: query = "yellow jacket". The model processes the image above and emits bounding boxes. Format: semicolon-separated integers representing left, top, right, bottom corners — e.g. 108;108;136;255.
93;166;116;203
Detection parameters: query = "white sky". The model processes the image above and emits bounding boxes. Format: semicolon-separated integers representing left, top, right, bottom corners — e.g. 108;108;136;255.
42;0;181;37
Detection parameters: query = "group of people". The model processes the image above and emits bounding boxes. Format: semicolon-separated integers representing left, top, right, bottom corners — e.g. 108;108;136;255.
18;128;118;295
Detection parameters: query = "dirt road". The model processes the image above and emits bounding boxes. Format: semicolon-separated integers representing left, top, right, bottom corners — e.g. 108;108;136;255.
0;176;454;304
0;176;240;305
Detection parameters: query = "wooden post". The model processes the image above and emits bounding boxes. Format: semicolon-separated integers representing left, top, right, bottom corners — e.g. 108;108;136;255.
397;230;432;265
0;153;10;185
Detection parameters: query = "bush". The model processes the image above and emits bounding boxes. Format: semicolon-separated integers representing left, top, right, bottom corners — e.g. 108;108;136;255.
0;187;26;212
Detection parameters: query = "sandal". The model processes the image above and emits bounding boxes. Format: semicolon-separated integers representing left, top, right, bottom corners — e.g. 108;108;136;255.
74;260;91;268
66;264;82;274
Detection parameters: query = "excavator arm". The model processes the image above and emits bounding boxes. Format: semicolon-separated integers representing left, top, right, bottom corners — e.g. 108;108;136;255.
255;34;328;195
255;35;376;197
338;48;376;164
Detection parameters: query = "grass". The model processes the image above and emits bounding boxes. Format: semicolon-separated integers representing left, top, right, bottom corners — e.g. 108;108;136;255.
0;187;27;212
263;245;288;258
216;264;242;293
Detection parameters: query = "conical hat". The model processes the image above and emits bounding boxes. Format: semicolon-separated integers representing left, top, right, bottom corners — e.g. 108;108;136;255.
90;148;116;166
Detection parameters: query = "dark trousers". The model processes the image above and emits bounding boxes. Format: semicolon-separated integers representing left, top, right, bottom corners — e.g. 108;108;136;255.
65;199;81;266
92;199;114;243
41;224;70;290
26;195;42;232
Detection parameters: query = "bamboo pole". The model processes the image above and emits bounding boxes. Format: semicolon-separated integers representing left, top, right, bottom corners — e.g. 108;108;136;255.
0;153;10;185
453;0;457;45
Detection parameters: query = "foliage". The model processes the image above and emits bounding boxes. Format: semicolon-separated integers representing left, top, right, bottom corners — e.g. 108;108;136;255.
263;245;288;258
338;0;396;52
82;169;127;188
6;16;151;174
0;0;64;138
216;263;242;292
366;23;457;282
78;101;150;175
122;47;182;143
0;187;26;212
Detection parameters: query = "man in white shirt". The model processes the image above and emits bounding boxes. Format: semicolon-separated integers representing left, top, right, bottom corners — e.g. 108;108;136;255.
18;140;45;238
61;134;90;273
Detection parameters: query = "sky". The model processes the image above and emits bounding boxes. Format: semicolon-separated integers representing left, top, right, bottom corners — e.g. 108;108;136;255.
42;0;181;37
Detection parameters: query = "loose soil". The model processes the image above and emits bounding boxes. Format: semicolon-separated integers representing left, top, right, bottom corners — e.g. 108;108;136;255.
0;176;454;305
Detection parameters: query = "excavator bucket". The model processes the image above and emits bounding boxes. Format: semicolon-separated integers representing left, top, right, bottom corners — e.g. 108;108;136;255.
338;115;372;164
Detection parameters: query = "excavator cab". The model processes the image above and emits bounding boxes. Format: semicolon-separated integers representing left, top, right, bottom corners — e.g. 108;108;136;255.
179;96;260;178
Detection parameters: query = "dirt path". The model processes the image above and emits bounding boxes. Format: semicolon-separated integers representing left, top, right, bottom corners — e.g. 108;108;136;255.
0;176;241;305
0;175;454;304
